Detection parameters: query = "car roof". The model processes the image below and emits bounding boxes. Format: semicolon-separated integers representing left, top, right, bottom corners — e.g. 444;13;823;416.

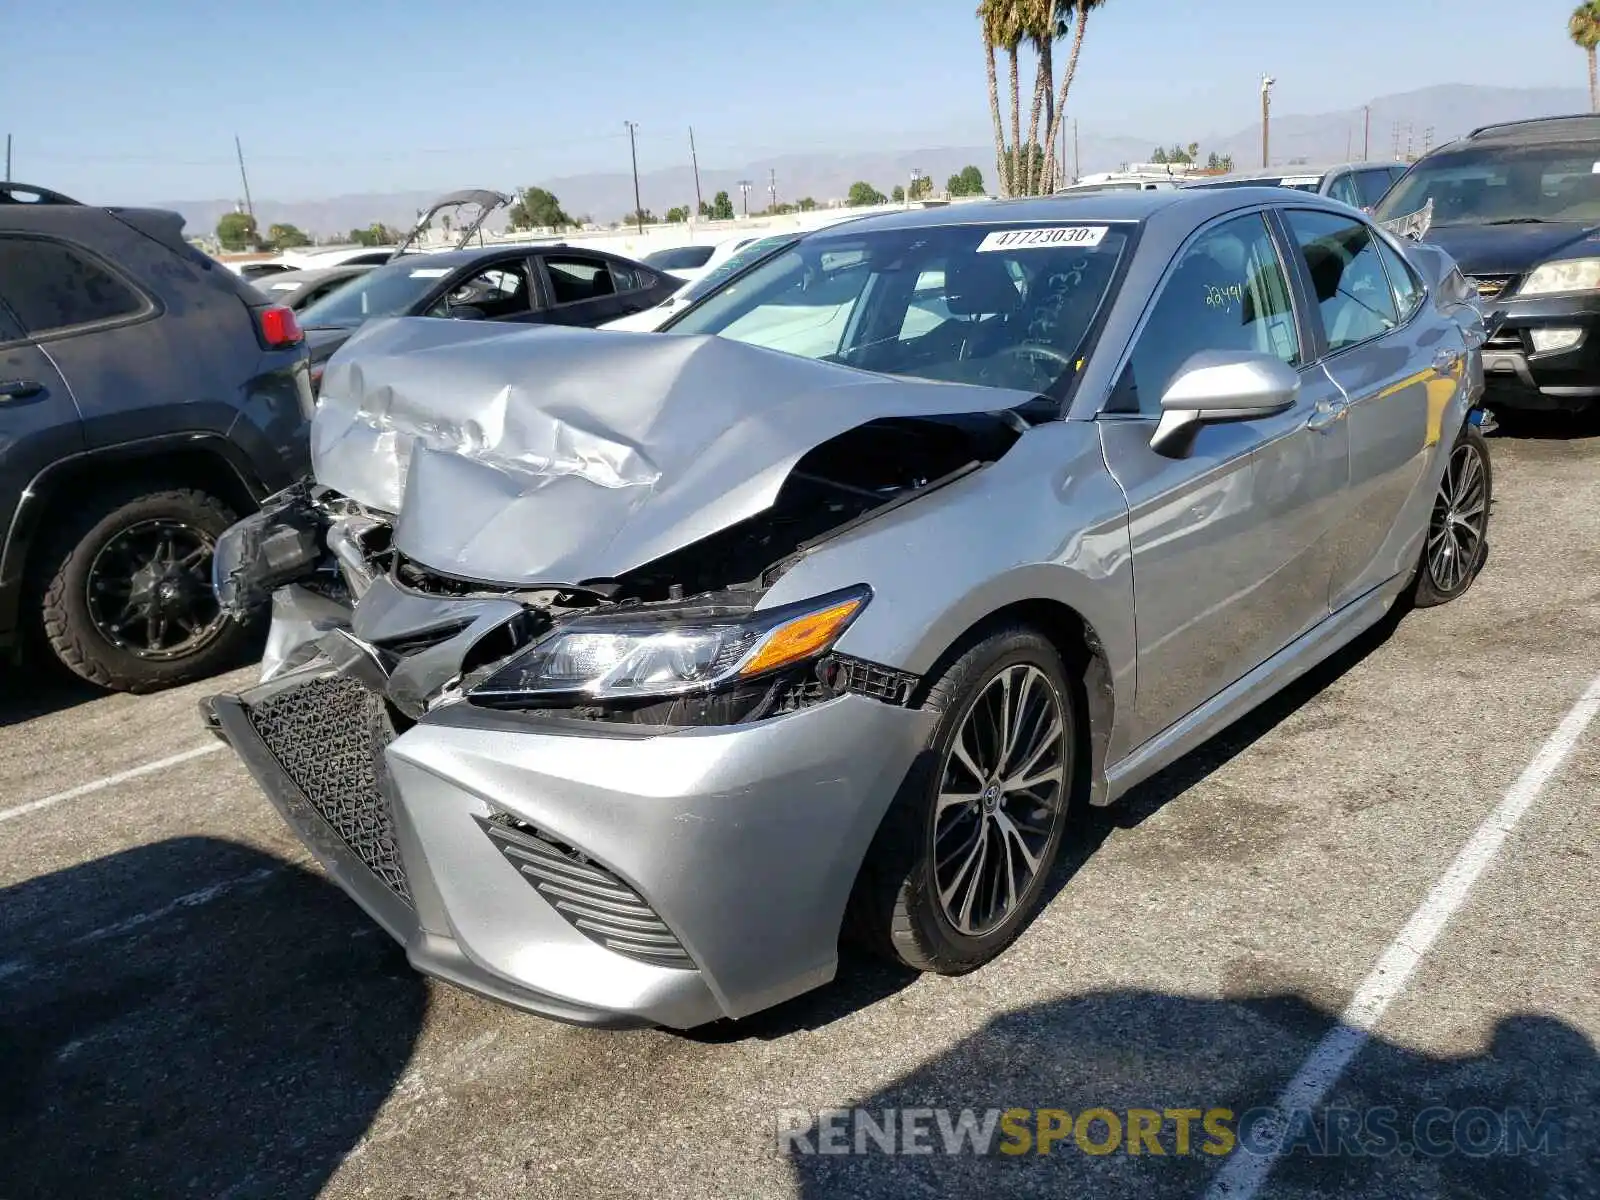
1188;161;1399;185
1464;113;1600;144
808;192;1188;235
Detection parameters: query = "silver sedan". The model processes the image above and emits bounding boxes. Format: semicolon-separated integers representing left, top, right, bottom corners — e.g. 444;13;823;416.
207;189;1492;1029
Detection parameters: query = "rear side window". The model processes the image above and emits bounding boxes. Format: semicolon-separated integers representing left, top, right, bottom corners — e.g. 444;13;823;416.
1326;172;1362;208
1283;210;1399;352
1352;169;1396;209
0;237;148;336
543;256;616;304
608;261;656;293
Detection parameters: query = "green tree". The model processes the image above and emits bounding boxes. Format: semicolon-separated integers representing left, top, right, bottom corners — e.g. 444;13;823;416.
1151;147;1168;163
797;196;818;211
909;176;934;200
629;209;658;225
891;184;906;202
946;165;987;196
710;190;735;220
346;223;400;247
1039;1;1108;193
507;186;574;231
1573;2;1600;111
665;206;690;223
216;212;258;251
266;222;310;249
1205;151;1235;172
847;181;887;206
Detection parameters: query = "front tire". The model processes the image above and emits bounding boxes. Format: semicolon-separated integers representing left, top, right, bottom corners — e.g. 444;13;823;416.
1411;425;1492;608
846;625;1077;974
35;486;256;693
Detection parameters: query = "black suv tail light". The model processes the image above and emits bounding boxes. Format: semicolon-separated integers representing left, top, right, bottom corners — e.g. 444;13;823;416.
257;305;304;349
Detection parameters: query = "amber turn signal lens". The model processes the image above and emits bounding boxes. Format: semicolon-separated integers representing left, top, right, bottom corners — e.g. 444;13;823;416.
739;598;863;677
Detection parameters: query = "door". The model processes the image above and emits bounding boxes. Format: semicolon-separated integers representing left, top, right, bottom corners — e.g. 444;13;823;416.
0;296;84;573
424;256;541;324
1279;208;1440;610
534;253;636;327
1098;211;1350;748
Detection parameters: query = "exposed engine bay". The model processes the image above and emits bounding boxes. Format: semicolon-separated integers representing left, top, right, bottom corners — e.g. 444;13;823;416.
216;409;1023;726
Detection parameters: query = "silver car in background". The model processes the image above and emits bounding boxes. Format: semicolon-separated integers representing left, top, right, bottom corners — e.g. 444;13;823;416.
206;190;1492;1029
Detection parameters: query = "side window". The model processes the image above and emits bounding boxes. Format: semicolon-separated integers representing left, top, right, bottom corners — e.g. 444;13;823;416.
0;236;147;336
1326;172;1362;208
1118;213;1300;415
1283;210;1400;352
544;256;616;305
0;301;24;342
429;260;532;319
1353;169;1395;209
1375;237;1424;321
608;261;655;293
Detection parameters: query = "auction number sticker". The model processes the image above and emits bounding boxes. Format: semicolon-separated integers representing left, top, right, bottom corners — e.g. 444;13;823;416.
976;225;1108;252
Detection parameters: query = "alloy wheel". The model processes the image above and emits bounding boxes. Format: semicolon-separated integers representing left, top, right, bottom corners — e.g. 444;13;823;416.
1426;439;1488;594
933;663;1069;937
85;519;226;660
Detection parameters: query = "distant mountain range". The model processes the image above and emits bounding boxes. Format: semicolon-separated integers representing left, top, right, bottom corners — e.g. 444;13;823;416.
157;84;1590;240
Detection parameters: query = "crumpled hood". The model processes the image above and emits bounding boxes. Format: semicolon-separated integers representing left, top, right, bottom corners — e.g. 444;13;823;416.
311;318;1034;587
1423;221;1600;275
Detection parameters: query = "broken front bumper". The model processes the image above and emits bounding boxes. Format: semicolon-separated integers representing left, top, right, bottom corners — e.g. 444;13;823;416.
205;661;933;1030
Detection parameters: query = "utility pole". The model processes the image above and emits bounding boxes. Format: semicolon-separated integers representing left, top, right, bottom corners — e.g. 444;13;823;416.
1423;126;1435;155
624;120;643;233
1405;122;1414;162
1363;105;1371;160
1260;75;1275;168
1073;119;1080;186
234;135;257;246
1391;122;1401;162
737;179;752;217
909;168;923;206
4;134;10;182
768;167;777;212
688;126;703;220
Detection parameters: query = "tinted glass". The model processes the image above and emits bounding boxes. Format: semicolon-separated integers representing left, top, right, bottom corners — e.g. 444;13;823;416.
543;256;616;305
1118;213;1299;415
643;245;715;270
609;261;654;293
0;301;23;342
1374;139;1600;225
0;237;146;335
425;262;532;318
670;222;1129;394
1193;174;1325;192
1284;210;1399;351
1375;237;1423;320
1326;172;1362;208
1353;169;1396;208
299;258;455;328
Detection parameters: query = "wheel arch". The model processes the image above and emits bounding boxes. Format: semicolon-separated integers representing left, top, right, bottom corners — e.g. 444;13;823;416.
0;434;266;643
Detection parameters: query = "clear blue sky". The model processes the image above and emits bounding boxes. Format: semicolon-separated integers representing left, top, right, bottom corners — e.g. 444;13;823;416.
3;0;1582;203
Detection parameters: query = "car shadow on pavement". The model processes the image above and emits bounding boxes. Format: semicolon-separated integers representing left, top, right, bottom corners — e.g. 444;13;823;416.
0;836;426;1199
1487;406;1600;441
783;988;1598;1199
0;666;107;728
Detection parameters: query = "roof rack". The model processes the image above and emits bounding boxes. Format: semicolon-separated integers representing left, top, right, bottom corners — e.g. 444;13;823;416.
0;182;82;206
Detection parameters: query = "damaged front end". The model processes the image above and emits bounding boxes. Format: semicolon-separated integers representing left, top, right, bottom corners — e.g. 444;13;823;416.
203;320;1038;1026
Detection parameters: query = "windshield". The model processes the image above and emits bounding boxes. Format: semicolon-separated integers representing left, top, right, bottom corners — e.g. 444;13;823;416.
298;258;448;329
675;235;799;305
643;245;715;271
1374;141;1600;226
667;221;1130;393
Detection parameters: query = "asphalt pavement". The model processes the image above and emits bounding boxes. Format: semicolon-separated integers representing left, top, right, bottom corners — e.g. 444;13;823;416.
0;412;1596;1200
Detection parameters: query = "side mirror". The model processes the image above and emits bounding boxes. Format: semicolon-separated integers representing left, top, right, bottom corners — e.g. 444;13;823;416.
447;303;487;321
1150;350;1301;454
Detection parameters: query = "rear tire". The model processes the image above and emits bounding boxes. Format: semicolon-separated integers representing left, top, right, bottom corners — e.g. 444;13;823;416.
845;624;1077;974
1411;426;1492;608
34;486;256;693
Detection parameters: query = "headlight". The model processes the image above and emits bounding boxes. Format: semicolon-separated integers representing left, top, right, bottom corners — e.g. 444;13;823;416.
1517;258;1600;297
468;586;869;707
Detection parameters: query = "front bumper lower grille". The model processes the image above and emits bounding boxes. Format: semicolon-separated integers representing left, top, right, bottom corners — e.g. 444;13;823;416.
477;813;693;969
1468;274;1518;302
244;675;412;904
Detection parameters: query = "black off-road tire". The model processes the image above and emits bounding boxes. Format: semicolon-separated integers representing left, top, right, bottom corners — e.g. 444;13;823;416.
34;486;255;693
844;624;1079;974
1411;425;1493;609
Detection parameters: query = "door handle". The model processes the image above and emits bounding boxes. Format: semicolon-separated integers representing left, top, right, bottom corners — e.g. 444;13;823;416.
0;379;44;402
1433;348;1461;371
1305;397;1347;432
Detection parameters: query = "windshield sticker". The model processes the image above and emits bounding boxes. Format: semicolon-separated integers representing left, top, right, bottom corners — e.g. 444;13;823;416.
977;225;1108;252
1592;162;1600;173
409;267;452;278
1279;175;1321;187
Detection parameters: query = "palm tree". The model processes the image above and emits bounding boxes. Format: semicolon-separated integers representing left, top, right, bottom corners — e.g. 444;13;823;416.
1572;2;1600;112
978;1;1012;195
1040;0;1105;191
1021;1;1060;195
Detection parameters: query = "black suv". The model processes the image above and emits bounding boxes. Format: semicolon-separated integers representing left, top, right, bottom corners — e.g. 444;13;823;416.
0;183;311;691
1375;114;1600;412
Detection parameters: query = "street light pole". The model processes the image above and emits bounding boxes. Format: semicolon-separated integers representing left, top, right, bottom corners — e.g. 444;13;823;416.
1260;75;1276;168
688;126;703;221
624;120;643;233
737;180;752;217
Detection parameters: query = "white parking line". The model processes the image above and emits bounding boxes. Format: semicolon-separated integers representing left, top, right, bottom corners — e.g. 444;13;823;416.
1203;673;1600;1200
0;743;225;825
